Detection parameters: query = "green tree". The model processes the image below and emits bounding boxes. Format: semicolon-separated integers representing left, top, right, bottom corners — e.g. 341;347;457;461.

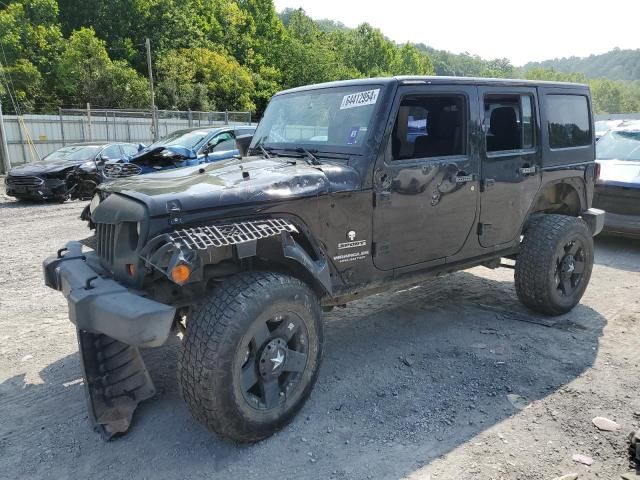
55;27;149;108
392;43;434;75
0;0;63;111
156;47;255;111
342;23;397;77
277;9;360;90
0;59;49;112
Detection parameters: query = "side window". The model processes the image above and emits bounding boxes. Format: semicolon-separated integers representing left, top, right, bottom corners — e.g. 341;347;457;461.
485;94;535;153
209;133;236;153
101;145;122;159
391;95;465;160
122;145;138;156
546;95;591;149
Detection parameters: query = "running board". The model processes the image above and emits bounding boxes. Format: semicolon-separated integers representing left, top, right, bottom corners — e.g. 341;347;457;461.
77;329;156;440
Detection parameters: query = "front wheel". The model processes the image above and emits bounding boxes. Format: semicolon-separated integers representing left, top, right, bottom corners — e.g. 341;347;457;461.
515;214;594;316
179;272;323;442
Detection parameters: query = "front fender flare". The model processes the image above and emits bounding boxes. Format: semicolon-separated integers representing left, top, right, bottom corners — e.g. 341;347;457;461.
281;231;332;295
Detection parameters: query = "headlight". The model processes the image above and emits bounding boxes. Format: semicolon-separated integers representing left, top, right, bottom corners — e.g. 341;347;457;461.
89;193;101;214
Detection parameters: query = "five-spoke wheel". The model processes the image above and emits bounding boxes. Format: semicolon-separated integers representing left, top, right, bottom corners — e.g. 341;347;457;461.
179;272;322;442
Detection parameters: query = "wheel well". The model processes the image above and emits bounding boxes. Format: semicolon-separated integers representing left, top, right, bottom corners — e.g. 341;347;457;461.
201;231;330;301
530;182;583;217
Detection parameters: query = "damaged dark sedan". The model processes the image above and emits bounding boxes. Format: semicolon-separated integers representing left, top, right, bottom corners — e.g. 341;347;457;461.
101;126;256;179
593;121;640;237
5;142;136;202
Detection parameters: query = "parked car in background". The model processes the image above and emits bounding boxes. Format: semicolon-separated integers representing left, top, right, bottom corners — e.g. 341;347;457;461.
593;121;640;237
5;142;136;202
595;119;626;140
101;126;256;179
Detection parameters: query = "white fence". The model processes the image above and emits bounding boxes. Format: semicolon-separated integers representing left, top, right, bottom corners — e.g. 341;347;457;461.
0;106;253;171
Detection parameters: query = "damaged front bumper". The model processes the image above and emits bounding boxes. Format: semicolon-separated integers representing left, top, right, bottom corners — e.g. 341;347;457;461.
43;242;175;347
5;177;68;200
43;242;176;439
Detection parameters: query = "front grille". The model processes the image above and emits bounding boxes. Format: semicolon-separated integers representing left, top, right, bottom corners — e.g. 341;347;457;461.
169;219;297;250
95;223;117;264
103;163;142;178
594;185;640;216
7;175;44;187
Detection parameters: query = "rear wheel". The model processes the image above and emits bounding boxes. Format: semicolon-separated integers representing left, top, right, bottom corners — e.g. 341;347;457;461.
179;272;323;442
515;214;594;316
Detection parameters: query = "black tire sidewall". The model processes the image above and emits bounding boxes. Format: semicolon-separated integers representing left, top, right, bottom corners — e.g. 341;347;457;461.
183;273;322;441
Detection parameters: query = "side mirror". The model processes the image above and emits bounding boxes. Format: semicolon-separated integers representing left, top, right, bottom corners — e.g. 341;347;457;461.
137;143;147;152
235;135;253;157
97;154;109;164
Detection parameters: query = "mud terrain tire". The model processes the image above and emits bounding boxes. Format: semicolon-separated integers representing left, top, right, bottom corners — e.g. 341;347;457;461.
515;215;594;316
179;272;323;442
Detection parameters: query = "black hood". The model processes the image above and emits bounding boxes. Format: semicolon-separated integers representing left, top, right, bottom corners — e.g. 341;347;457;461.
9;158;89;176
101;156;362;217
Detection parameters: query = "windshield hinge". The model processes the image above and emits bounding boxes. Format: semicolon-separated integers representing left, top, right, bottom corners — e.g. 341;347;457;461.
167;200;183;226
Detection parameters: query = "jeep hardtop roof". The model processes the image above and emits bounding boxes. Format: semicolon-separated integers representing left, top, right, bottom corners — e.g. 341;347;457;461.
278;76;589;96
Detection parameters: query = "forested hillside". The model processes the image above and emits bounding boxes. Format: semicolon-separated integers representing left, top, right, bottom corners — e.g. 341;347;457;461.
0;0;638;115
523;49;640;81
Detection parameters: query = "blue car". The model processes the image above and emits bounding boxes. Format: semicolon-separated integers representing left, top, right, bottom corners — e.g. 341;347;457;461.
102;126;255;179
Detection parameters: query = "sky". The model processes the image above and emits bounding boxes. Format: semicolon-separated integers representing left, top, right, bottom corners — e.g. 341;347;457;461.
273;0;640;66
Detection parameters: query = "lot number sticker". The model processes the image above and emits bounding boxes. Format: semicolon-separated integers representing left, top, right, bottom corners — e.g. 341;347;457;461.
340;89;380;110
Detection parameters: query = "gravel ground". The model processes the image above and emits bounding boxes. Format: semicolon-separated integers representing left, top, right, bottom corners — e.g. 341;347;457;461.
0;192;639;480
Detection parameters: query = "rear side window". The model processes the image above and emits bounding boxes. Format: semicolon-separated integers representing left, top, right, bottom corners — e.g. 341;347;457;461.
484;94;535;153
546;95;591;149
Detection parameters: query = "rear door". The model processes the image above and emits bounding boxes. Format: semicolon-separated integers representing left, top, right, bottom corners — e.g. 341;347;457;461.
372;84;480;270
478;87;542;247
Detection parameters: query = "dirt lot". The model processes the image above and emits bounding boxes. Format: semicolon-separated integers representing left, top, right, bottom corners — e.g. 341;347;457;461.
0;192;638;480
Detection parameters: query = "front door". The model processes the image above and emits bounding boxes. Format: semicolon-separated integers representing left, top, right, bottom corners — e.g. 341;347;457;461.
372;85;480;271
478;87;542;247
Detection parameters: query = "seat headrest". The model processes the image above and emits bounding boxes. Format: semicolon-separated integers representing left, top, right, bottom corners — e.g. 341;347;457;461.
435;110;459;138
490;107;517;134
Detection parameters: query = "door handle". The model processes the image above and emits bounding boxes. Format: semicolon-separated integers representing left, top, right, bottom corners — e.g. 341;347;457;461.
519;166;537;176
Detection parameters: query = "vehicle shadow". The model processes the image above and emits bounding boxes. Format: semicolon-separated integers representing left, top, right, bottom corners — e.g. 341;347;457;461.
594;234;640;272
0;270;606;480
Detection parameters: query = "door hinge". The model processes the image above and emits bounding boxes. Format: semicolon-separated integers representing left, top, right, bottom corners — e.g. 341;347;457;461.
481;178;495;192
376;191;392;206
372;242;390;257
477;223;492;235
167;201;183;225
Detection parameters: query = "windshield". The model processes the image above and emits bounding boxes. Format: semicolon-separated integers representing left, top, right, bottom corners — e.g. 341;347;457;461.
43;145;101;161
148;129;212;150
251;85;382;152
597;130;640;161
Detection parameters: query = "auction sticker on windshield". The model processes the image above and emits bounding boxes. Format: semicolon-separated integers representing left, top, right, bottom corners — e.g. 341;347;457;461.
340;89;380;110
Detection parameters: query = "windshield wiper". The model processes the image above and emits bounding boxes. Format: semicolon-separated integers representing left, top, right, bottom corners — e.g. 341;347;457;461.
285;147;321;166
258;145;272;159
296;147;321;165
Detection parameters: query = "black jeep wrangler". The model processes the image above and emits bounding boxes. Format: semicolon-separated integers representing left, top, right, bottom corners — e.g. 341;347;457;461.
43;77;604;442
